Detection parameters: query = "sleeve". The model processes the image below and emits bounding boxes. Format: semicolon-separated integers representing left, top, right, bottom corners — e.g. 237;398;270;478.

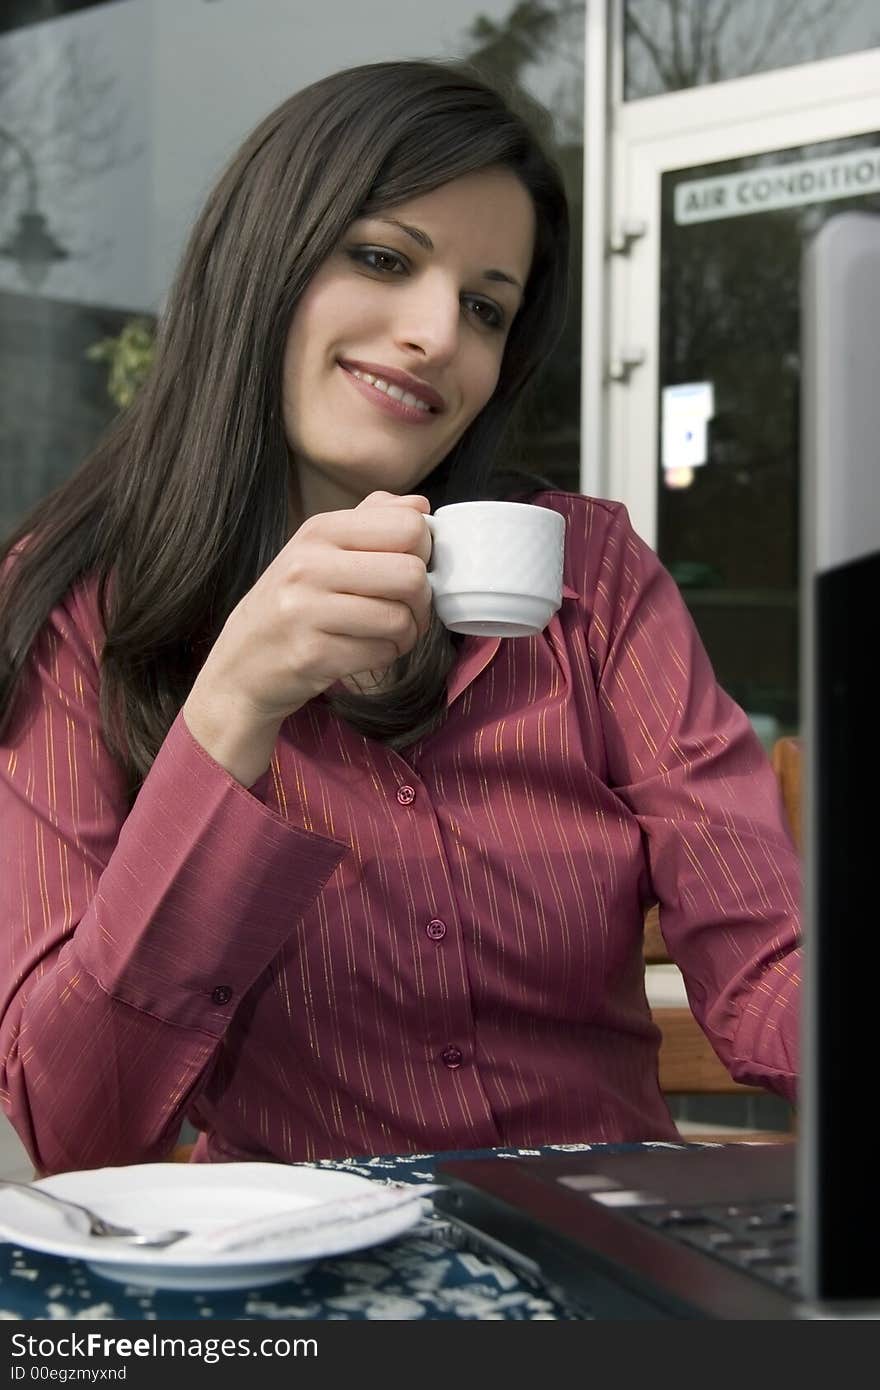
0;580;349;1174
585;503;800;1102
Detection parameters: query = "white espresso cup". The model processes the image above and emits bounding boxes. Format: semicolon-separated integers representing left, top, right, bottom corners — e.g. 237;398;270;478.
424;500;566;637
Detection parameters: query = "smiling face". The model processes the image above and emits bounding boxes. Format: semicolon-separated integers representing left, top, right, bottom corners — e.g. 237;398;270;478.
281;166;536;521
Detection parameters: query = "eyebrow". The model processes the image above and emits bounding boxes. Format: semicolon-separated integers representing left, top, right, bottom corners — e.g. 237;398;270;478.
374;217;524;293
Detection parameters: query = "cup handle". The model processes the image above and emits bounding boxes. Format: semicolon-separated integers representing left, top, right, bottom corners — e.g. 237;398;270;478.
424;514;437;591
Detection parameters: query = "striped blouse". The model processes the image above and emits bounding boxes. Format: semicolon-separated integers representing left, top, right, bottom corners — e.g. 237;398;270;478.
0;492;800;1175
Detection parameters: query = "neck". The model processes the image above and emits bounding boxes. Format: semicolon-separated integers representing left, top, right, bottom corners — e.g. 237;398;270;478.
287;457;363;536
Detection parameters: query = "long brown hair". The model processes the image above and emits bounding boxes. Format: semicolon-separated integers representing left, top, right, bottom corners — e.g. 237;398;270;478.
0;59;570;797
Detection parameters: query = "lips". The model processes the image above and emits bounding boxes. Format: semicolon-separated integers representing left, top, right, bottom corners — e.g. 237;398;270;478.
338;359;446;413
339;365;438;426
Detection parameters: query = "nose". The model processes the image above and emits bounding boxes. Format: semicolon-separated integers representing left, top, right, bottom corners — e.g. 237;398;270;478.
392;273;460;366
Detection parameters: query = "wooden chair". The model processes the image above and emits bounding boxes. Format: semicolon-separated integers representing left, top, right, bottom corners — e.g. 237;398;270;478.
771;735;802;852
643;736;801;1141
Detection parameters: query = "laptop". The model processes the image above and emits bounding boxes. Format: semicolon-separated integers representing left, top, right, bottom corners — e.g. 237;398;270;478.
433;210;880;1320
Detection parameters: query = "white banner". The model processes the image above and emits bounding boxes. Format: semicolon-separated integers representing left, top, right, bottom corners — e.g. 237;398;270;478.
675;147;880;225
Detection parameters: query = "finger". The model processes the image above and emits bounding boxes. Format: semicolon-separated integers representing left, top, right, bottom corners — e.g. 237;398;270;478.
318;507;431;556
308;548;431;606
301;630;406;684
318;592;420;654
356;491;431;514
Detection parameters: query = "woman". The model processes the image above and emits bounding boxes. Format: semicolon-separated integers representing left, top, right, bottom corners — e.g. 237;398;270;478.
0;61;799;1176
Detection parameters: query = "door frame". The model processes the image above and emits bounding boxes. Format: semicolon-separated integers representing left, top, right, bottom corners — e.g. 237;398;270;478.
596;39;880;546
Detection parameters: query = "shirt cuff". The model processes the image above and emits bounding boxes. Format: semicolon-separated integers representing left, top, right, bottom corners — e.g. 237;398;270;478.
74;710;350;1034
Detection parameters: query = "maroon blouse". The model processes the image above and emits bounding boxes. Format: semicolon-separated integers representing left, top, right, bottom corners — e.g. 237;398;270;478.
0;493;800;1174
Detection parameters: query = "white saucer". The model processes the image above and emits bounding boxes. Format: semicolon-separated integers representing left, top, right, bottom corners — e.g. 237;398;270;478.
0;1163;425;1290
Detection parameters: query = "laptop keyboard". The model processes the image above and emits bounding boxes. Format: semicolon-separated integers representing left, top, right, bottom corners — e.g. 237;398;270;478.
632;1199;800;1294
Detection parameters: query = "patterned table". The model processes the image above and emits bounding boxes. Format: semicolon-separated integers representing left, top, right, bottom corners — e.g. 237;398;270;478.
0;1145;626;1321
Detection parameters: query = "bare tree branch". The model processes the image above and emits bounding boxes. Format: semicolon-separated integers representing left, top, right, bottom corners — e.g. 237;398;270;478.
0;28;140;228
670;0;686;87
625;0;870;97
623;6;670;91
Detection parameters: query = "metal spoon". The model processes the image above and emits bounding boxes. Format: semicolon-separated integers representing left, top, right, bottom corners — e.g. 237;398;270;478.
0;1179;189;1247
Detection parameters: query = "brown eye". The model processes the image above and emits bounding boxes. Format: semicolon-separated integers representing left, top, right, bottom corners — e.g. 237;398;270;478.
349;246;407;275
463;296;505;330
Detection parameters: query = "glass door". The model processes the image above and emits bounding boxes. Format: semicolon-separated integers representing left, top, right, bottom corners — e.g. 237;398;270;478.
607;47;880;740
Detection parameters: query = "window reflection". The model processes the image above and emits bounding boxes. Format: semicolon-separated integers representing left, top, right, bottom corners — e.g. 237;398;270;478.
0;1;584;541
657;133;880;737
625;0;880;99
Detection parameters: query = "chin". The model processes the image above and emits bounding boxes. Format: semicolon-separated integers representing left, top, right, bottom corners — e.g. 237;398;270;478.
331;460;434;496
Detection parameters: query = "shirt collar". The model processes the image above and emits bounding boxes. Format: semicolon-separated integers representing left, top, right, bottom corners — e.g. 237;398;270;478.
446;583;580;707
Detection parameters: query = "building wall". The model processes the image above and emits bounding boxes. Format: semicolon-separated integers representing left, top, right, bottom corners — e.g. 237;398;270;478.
1;0;561;314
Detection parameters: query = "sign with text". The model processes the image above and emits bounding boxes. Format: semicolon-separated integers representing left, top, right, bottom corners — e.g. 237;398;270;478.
675;147;880;224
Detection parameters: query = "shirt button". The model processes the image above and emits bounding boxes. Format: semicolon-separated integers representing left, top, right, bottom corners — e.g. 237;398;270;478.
426;919;447;941
441;1045;463;1069
396;785;416;806
211;985;233;1005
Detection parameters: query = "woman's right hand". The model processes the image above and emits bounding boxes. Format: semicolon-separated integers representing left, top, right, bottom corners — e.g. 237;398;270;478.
182;492;433;785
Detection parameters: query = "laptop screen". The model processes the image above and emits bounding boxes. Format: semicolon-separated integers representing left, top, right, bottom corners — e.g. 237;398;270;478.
800;210;880;1303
